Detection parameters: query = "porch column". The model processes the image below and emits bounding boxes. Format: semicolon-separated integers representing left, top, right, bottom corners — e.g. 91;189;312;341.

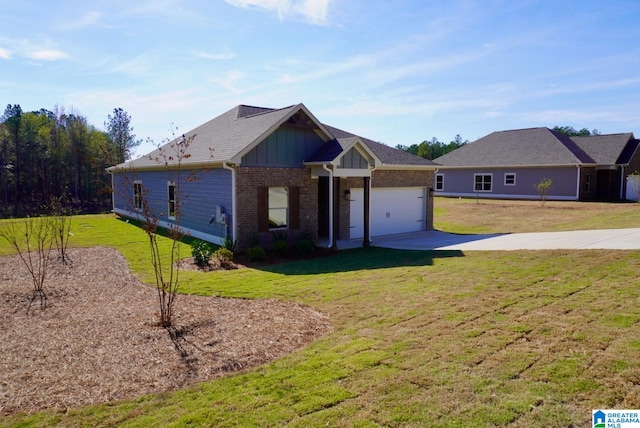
332;177;340;249
363;176;370;247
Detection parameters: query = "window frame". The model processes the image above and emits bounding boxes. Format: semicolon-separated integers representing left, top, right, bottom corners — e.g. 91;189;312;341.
584;173;591;193
168;181;176;220
268;187;289;230
435;174;444;191
133;180;143;212
504;173;516;186
474;173;493;192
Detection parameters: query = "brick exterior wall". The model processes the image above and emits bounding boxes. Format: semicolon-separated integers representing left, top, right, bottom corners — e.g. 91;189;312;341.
235;167;434;248
337;169;435;240
235;167;318;249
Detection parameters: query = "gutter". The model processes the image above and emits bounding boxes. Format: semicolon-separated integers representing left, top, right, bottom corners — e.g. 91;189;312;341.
322;164;333;249
222;162;237;243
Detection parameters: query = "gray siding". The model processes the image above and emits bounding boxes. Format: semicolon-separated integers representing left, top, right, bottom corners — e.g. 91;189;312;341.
241;126;325;167
436;167;578;199
112;168;233;239
339;148;368;169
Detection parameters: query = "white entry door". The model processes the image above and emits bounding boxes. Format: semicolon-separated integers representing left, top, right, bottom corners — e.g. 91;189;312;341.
349;187;426;239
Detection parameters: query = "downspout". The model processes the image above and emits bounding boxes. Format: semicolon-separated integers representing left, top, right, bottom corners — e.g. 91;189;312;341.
222;162;237;242
323;164;333;249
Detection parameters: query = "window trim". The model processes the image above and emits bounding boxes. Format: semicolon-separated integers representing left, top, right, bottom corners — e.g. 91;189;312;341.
133;180;142;212
435;173;444;191
168;181;176;220
268;186;289;230
474;173;493;192
504;173;516;186
584;173;591;193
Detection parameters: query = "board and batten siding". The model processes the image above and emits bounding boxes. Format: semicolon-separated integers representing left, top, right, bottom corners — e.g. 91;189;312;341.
437;167;579;200
241;127;325;167
112;168;233;241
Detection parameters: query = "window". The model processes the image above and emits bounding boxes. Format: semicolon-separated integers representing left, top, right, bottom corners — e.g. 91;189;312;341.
168;182;176;219
133;181;142;211
268;187;288;229
435;174;444;191
474;174;492;192
504;173;516;186
584;173;591;193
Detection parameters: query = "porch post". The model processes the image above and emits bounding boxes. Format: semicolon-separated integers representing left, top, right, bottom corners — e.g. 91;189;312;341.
332;177;340;249
363;176;370;247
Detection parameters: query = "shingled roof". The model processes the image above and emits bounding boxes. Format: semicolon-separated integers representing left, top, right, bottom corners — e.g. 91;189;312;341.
109;103;435;170
572;133;638;164
434;127;599;167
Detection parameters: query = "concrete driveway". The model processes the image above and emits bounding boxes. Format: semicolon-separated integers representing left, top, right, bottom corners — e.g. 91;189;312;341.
368;228;640;251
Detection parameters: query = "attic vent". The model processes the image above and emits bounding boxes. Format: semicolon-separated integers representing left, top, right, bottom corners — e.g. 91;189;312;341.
177;134;186;145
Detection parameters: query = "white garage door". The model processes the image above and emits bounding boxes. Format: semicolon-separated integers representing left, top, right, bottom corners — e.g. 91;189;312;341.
350;187;426;239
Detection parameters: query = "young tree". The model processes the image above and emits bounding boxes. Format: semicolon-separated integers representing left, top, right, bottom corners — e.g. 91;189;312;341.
535;178;553;207
0;216;54;310
113;132;199;327
105;108;140;163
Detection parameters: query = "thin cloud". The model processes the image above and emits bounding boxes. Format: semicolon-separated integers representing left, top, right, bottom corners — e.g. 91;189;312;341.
28;49;70;61
225;0;331;25
0;47;12;60
194;51;236;60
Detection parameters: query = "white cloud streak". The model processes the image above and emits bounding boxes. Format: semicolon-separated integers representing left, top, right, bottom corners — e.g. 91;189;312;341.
224;0;331;25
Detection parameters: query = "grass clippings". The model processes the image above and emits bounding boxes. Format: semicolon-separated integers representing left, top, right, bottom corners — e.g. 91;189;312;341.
0;247;331;416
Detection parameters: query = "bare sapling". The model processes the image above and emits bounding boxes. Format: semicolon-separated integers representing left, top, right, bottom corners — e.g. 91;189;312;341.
114;131;203;327
48;196;74;264
0;216;54;310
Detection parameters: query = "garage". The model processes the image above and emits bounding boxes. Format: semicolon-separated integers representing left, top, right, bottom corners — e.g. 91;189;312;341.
349;187;426;239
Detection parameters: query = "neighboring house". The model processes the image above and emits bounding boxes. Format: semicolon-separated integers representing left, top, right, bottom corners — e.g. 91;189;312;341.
108;103;437;249
433;127;640;201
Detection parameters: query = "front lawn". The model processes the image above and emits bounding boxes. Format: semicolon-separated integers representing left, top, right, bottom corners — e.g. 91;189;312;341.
2;212;640;426
434;197;640;234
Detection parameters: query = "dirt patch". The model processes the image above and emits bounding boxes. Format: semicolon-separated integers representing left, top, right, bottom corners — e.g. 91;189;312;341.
0;247;331;416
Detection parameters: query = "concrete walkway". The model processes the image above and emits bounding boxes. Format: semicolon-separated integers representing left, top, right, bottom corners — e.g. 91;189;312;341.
340;228;640;251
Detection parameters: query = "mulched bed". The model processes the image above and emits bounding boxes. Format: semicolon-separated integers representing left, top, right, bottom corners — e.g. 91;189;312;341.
0;247;331;416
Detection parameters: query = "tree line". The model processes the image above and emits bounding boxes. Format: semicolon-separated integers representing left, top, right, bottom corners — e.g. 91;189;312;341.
0;104;139;217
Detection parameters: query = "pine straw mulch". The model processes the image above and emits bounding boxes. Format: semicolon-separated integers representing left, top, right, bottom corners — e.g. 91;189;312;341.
0;247;332;416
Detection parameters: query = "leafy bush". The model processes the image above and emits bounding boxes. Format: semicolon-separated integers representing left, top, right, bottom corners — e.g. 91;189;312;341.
273;239;289;256
214;247;234;268
223;235;238;253
296;238;315;255
247;246;266;261
191;239;214;267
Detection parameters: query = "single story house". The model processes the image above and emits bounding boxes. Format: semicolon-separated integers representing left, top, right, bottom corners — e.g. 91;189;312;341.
108;103;437;249
433;127;640;201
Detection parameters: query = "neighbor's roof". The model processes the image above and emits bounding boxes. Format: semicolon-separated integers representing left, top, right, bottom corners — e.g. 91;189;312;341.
572;133;638;164
109;103;435;170
433;127;597;167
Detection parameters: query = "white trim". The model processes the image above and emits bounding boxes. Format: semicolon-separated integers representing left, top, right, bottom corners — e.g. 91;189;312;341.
113;208;226;246
435;191;577;201
473;173;493;192
504;172;516;186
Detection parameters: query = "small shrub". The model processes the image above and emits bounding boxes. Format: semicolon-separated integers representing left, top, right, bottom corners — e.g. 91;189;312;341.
535;178;553;207
191;239;214;267
273;239;289;257
296;238;315;255
223;235;238;253
249;233;260;248
214;247;234;268
247;246;266;261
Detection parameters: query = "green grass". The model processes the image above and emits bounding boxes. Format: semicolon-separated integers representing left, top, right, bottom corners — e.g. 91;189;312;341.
2;212;640;426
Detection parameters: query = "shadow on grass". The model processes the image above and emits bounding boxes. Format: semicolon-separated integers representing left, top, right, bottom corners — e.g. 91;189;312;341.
259;246;465;276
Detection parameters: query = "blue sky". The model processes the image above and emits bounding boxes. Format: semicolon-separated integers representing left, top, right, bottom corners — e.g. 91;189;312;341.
2;0;640;157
